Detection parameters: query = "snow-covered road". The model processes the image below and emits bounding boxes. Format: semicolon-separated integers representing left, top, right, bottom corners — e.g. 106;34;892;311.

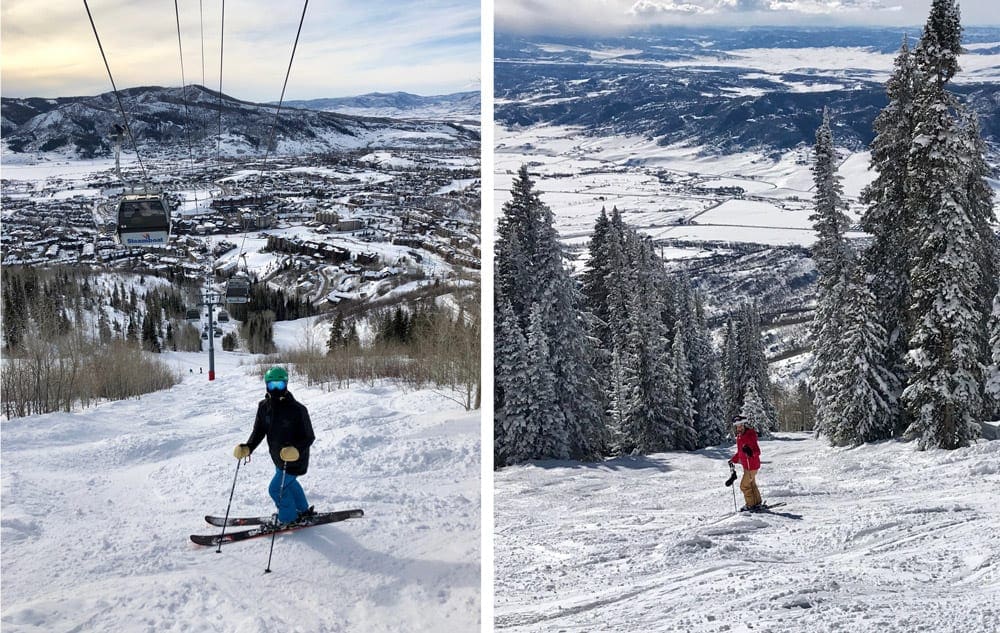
1;350;480;633
495;434;1000;632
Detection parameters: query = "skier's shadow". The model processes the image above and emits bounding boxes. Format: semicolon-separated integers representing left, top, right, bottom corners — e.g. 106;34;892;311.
294;527;479;606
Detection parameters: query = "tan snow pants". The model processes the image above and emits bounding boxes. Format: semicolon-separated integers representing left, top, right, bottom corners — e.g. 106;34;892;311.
740;469;762;507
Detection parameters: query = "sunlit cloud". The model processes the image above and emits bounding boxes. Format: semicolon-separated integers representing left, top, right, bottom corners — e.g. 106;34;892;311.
1;0;480;100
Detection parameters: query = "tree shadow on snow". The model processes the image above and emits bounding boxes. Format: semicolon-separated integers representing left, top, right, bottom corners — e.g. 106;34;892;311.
527;455;672;473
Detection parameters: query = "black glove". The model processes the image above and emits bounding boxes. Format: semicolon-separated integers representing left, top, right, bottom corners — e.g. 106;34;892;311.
742;445;753;457
724;471;737;487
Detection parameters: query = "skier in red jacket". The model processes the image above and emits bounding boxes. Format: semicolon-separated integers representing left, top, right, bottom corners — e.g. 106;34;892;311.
729;415;763;511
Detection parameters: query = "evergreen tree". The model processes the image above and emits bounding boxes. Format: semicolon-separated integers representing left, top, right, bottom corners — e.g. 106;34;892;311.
621;240;676;453
581;206;613;349
986;290;1000;420
902;0;996;449
824;269;898;445
808;108;854;441
524;304;569;460
723;304;778;435
739;383;769;432
670;328;698;450
494;293;535;466
686;291;726;446
860;36;917;434
494;166;606;463
327;312;346;351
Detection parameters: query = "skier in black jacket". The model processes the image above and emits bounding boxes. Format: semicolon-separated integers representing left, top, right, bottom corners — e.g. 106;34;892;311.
233;366;316;526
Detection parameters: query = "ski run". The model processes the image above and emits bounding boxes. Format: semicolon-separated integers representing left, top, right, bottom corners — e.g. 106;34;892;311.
494;434;1000;633
1;342;480;633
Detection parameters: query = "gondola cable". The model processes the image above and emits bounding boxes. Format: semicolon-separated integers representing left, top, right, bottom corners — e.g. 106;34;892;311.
83;0;150;187
228;0;309;306
84;0;171;247
174;0;202;219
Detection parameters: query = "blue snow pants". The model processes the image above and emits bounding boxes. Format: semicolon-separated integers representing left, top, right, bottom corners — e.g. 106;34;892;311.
269;467;309;523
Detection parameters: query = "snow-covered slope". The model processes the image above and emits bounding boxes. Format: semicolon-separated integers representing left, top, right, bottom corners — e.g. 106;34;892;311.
283;91;481;122
1;344;480;632
494;435;1000;632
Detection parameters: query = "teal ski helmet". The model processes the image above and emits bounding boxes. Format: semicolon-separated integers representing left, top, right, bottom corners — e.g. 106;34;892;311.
264;366;289;383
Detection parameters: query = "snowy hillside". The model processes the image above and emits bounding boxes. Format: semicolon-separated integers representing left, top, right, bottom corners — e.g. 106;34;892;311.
283;91;481;122
1;341;480;632
0;85;480;158
494;435;1000;632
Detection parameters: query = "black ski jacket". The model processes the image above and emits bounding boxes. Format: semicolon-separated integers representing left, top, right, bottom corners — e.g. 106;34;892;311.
246;390;315;476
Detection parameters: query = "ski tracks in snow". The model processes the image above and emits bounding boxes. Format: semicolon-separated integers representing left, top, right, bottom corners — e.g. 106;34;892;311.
1;351;480;633
494;435;1000;632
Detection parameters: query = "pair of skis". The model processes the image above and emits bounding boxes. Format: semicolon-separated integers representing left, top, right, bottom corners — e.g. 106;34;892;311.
190;508;364;547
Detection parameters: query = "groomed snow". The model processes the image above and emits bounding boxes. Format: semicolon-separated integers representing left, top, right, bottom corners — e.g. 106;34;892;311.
1;342;480;632
494;434;1000;632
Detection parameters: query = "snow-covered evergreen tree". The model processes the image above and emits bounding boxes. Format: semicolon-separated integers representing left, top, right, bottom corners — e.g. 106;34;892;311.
860;36;917;434
986;290;1000;420
670;327;698;450
621;239;676;453
902;0;996;449
524;305;569;460
825;268;899;446
494;165;606;463
739;383;769;432
808;108;854;441
582;206;613;350
722;304;777;435
493;293;533;466
686;289;726;446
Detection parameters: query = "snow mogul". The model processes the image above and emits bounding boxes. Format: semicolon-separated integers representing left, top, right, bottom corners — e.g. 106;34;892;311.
728;415;763;511
233;366;317;527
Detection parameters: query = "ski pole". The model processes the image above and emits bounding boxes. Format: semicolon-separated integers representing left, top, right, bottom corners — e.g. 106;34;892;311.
730;464;738;513
217;456;245;553
265;461;289;573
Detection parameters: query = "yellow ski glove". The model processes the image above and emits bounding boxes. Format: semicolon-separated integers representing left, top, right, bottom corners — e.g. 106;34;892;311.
279;446;300;462
233;444;251;459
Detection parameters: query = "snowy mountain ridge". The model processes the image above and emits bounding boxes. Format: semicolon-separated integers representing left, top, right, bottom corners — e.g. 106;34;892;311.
1;85;480;158
495;26;1000;156
282;91;481;122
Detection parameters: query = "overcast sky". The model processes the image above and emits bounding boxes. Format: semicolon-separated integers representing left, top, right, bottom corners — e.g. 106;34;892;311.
496;0;998;35
1;0;480;101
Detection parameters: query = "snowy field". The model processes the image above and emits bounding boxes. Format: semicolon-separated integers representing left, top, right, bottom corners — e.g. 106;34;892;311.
494;434;1000;633
495;125;1000;255
494;125;875;253
1;339;480;632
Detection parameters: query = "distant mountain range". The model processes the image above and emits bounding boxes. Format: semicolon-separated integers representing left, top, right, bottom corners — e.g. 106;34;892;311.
282;91;480;121
0;85;479;157
495;27;1000;156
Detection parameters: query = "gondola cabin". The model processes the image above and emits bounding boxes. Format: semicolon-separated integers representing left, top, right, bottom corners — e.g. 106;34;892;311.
217;310;230;322
116;193;171;247
225;278;251;304
185;308;201;321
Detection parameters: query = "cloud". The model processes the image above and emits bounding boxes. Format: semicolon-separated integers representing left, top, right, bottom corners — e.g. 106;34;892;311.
497;0;998;33
1;0;479;100
628;0;901;17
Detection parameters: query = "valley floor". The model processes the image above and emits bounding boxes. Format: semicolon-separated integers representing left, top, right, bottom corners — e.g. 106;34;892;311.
494;433;1000;633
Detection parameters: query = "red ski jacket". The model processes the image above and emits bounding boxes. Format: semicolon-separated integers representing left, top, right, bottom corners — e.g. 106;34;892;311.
730;427;761;471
